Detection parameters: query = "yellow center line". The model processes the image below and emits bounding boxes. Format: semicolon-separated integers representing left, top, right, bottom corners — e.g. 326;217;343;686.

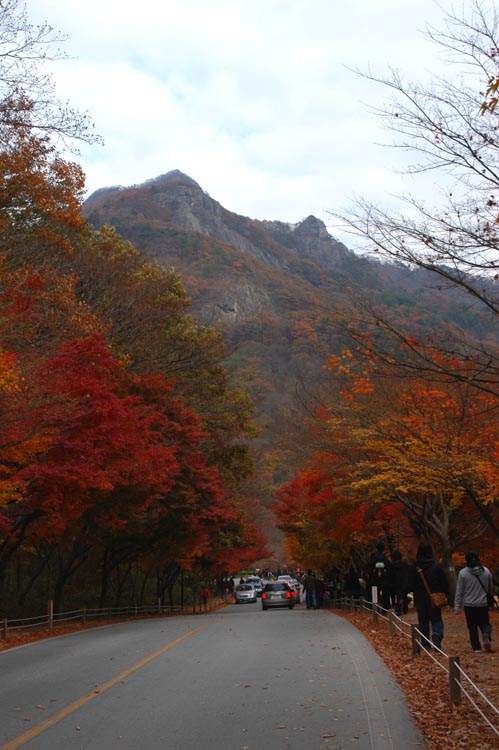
1;618;222;750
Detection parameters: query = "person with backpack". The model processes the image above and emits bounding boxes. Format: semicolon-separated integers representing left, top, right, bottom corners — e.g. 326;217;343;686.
454;551;494;653
368;542;391;610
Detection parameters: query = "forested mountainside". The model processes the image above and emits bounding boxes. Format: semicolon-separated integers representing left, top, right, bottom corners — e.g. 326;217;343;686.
83;170;496;547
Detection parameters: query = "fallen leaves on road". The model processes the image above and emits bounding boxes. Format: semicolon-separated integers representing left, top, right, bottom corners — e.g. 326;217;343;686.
2;607;498;749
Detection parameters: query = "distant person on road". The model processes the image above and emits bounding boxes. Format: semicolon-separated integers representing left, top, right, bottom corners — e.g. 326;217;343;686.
454;551;494;653
407;541;448;650
303;569;318;609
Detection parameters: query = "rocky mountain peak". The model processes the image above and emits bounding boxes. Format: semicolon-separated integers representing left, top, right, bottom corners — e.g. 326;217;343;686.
144;170;202;190
84;170;351;272
262;215;350;269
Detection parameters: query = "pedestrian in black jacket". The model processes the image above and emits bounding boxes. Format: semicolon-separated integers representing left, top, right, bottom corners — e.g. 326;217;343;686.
368;542;391;610
407;541;449;650
387;550;409;614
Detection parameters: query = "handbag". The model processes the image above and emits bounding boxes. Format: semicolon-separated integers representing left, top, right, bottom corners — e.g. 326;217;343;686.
475;572;496;609
429;591;448;608
417;567;448;608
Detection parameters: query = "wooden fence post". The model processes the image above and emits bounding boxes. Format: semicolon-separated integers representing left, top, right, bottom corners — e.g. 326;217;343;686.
449;656;461;705
411;624;421;656
389;609;395;636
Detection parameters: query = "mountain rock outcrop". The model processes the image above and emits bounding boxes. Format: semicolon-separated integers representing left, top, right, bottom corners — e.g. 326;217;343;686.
84;170;351;276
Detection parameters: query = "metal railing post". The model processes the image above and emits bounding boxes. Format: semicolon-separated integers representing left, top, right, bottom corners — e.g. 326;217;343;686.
48;600;53;630
1;618;7;640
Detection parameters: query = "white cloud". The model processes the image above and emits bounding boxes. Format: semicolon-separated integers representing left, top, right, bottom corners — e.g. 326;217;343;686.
28;0;460;242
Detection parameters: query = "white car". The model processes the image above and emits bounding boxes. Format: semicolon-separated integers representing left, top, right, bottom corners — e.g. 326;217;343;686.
235;583;257;603
245;576;264;596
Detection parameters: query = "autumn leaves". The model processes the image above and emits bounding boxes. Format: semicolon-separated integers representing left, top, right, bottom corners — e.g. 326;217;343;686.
0;84;267;611
274;340;499;575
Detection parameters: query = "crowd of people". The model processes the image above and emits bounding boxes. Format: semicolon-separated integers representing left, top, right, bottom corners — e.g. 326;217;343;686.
334;542;495;654
272;544;496;654
216;545;496;654
357;542;495;653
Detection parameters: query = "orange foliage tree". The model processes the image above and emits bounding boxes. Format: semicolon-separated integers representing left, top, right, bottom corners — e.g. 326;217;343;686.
274;340;499;582
0;95;86;264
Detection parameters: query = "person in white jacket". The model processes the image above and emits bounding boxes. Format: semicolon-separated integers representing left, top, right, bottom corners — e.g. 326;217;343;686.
454;551;494;653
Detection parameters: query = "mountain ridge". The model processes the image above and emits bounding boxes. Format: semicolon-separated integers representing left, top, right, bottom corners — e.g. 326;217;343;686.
82;168;498;543
84;170;351;276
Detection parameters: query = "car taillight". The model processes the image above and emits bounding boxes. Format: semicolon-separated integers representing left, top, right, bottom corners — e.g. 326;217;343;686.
285;591;291;599
262;592;267;599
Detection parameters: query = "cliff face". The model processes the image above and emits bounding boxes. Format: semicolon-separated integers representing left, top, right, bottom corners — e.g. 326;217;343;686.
84;170;351;278
84;169;494;341
83;170;359;329
263;215;350;270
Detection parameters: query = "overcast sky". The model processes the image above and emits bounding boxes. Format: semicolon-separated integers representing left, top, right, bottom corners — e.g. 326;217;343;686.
29;0;462;247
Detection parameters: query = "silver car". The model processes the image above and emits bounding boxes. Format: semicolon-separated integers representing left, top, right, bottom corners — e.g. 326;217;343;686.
235;583;257;603
261;582;295;610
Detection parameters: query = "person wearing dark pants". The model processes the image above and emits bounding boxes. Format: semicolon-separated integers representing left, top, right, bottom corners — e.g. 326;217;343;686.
387;550;409;615
454;551;494;653
368;542;392;611
303;569;318;609
407;541;449;650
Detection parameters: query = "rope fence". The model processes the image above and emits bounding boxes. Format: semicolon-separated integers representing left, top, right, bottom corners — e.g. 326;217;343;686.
1;595;226;641
3;591;497;738
331;594;499;738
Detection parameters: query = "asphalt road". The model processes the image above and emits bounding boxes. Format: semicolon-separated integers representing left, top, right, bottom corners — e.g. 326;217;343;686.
0;599;426;750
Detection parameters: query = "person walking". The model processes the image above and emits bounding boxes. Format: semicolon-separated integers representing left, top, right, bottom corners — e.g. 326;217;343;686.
387;550;409;615
407;540;449;650
303;569;318;609
368;542;391;611
454;551;494;653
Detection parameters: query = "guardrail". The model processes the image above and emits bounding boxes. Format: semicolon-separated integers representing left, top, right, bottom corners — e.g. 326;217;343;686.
1;595;226;641
332;595;499;739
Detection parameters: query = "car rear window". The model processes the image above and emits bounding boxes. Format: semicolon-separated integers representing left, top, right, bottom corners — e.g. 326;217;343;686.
264;583;288;591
